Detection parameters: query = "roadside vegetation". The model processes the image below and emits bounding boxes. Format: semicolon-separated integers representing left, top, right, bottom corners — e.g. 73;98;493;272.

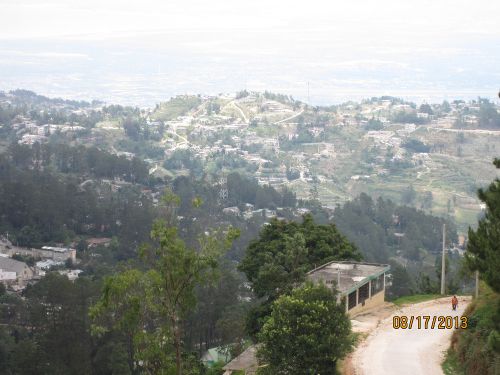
442;348;464;375
445;284;499;375
392;293;443;306
443;158;500;375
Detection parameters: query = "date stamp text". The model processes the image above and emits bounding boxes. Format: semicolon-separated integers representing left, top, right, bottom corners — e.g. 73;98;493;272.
392;315;468;329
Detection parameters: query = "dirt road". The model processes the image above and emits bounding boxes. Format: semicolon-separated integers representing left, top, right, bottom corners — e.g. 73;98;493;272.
352;297;470;375
230;101;249;123
273;109;304;125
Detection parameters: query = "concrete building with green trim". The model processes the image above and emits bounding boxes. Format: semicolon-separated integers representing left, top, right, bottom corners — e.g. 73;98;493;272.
307;261;390;316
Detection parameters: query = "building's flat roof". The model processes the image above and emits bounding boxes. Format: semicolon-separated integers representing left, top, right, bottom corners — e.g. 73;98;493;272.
307;261;390;295
0;257;28;274
41;246;74;253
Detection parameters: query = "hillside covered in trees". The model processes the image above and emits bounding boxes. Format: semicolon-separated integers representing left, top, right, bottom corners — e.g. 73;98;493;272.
0;90;486;374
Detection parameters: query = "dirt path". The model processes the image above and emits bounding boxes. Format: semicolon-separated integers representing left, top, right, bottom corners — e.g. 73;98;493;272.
162;129;190;148
231;101;248;123
352;297;470;375
273;109;304;124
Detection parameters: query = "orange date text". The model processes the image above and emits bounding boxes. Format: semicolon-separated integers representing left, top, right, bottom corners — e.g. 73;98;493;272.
392;315;468;329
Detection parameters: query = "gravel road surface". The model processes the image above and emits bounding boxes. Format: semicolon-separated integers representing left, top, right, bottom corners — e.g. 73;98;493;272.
352;297;470;375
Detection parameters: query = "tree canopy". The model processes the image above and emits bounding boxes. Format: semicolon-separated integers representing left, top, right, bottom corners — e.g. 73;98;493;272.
90;211;239;374
239;214;359;337
466;158;500;293
333;193;457;262
239;214;360;301
478;99;500;129
257;282;351;375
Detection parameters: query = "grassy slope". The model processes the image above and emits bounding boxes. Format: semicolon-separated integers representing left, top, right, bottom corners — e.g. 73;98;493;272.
302;124;500;233
391;293;444;306
153;96;202;121
443;283;500;375
442;348;464;375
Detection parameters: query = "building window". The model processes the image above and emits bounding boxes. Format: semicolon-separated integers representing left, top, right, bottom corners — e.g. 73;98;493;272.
348;291;357;310
371;274;384;296
358;282;369;305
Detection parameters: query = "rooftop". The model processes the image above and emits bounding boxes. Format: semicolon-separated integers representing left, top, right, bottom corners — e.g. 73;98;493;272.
223;345;259;373
41;246;74;253
0;257;29;274
307;261;390;295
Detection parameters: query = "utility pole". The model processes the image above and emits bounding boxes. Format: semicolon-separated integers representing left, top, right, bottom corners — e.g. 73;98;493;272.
337;265;341;304
440;223;446;295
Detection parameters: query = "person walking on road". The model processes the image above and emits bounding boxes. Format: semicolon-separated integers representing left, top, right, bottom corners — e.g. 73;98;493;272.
452;295;458;311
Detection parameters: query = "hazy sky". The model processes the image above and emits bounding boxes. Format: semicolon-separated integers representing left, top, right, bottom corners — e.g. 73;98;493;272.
1;0;499;105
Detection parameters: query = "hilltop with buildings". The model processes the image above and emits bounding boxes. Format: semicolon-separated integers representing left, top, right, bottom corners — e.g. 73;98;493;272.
0;88;496;374
2;89;498;234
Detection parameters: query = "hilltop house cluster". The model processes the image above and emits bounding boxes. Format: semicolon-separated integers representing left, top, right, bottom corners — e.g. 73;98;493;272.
11;116;87;145
145;95;473;205
5;91;494;231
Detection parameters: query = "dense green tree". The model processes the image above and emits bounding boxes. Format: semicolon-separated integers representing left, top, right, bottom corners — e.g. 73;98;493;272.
239;214;359;336
0;274;101;375
392;111;428;124
441;100;451;113
421;191;433;210
478;99;500;129
122;117;142;140
281;187;297;208
366;117;384;130
402;139;430;153
419;103;434;115
184;260;250;354
0;148;154;252
401;185;417;205
387;261;416;299
239;214;360;300
91;211;239;375
16;226;43;248
417;273;437;294
466;159;500;292
257;282;351;374
25;274;97;374
164;150;204;177
333;194;457;263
